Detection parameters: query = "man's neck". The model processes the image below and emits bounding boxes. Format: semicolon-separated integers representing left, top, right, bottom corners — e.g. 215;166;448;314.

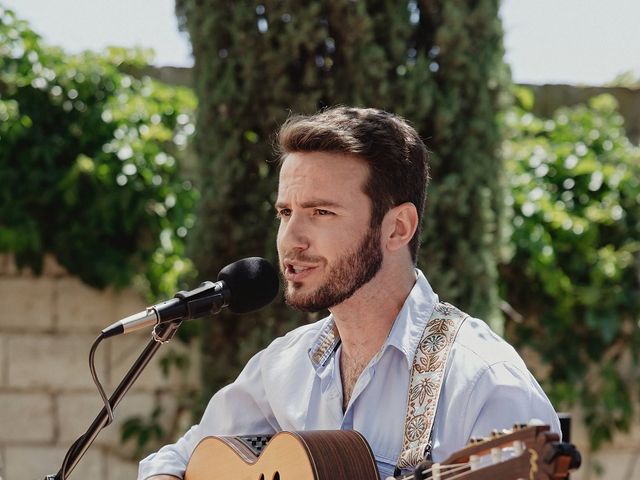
332;263;416;411
330;264;417;366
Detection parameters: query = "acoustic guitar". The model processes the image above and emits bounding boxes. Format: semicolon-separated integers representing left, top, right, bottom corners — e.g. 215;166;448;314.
184;424;581;480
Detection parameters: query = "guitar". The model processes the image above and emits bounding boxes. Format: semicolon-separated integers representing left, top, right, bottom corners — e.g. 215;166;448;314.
184;424;581;480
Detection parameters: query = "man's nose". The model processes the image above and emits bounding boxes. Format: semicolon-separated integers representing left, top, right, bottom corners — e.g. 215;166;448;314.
278;212;310;252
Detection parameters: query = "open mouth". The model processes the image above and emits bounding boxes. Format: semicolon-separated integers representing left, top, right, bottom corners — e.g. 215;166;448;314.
284;262;318;281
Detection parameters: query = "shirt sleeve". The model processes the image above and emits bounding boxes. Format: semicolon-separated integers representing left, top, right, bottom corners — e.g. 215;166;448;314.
432;360;561;463
464;362;561;441
137;348;278;480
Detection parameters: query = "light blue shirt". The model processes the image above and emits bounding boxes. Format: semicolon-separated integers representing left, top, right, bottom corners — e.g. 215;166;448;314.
138;270;560;479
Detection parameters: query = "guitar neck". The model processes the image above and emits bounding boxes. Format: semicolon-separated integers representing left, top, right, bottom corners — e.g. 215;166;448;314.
395;425;580;480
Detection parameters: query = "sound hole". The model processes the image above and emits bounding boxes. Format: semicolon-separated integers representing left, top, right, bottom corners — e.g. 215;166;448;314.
272;473;280;480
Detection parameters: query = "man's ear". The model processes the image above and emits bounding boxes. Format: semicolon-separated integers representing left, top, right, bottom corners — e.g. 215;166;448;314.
383;202;418;252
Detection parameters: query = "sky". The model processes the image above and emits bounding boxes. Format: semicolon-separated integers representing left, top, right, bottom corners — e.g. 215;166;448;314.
3;0;639;86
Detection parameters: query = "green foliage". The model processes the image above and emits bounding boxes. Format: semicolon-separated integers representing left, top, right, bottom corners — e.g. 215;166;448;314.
121;406;165;459
120;348;199;459
176;0;508;408
0;6;198;298
606;70;640;88
501;88;640;449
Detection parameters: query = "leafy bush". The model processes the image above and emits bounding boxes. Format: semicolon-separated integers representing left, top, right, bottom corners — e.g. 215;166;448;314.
501;87;640;448
0;6;198;297
606;70;640;88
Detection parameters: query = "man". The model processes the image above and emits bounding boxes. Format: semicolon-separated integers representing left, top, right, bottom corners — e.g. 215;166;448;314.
138;107;560;479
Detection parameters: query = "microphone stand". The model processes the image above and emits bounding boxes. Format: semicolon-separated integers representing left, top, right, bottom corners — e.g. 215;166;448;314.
44;320;183;480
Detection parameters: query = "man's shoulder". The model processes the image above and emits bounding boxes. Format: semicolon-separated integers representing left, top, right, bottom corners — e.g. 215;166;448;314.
450;313;528;373
443;311;548;408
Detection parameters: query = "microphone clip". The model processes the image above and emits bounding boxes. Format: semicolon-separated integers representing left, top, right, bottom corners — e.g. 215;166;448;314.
174;282;230;320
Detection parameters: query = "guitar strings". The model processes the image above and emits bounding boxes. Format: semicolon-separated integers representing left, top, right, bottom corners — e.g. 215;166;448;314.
401;440;529;479
399;462;470;480
436;465;474;480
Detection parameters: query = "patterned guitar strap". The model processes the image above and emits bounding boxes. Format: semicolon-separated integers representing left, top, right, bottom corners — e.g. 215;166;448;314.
395;302;469;471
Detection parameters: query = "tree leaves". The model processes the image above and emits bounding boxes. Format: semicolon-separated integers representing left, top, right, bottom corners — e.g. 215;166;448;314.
0;7;199;299
502;87;640;449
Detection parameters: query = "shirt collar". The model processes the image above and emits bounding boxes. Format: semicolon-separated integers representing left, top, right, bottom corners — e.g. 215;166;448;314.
308;269;439;371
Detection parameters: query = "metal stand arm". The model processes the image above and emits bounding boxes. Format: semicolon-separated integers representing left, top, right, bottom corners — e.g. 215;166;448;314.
45;320;182;480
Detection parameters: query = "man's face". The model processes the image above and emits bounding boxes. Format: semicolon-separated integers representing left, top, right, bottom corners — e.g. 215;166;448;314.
276;152;383;312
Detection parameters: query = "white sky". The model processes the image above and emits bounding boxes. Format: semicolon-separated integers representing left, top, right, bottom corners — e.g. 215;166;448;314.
3;0;640;86
500;0;640;85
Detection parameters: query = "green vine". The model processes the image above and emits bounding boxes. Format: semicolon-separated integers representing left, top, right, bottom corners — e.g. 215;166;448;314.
0;6;198;299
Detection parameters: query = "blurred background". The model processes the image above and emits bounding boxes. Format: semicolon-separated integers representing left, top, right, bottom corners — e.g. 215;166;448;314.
0;0;639;478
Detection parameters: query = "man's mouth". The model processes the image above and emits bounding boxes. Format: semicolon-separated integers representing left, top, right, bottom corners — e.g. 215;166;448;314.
283;261;318;281
290;265;309;273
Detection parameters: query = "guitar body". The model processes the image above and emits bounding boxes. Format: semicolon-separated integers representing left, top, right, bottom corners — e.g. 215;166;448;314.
184;425;581;480
184;430;380;480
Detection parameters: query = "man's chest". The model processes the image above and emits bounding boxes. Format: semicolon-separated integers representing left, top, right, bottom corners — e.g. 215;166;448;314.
265;348;410;469
339;354;369;411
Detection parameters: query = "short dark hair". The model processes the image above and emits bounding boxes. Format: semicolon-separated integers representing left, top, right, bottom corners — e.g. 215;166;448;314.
276;106;429;263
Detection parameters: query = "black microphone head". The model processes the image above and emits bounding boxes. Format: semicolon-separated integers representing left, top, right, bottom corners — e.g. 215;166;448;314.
217;257;279;314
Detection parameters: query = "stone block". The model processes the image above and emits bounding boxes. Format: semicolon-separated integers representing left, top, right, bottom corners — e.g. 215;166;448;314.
587;449;640;480
7;333;107;389
0;392;54;442
58;391;156;446
56;277;116;332
0;277;55;331
107;391;182;459
0;446;5;479
58;391;181;464
0;253;17;276
107;331;199;390
42;254;68;277
112;288;146;321
57;392;108;445
0;253;38;277
0;335;6;387
105;453;140;480
609;419;640;449
5;445;103;480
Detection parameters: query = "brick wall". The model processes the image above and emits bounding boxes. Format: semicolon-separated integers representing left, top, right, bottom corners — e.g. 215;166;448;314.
520;358;640;479
0;255;199;480
569;410;640;480
525;83;640;144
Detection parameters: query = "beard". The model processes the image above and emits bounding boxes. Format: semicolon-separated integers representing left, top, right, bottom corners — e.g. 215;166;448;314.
281;224;383;312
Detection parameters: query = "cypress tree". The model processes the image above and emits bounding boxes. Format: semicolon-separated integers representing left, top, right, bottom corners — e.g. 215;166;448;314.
175;0;508;402
412;0;508;329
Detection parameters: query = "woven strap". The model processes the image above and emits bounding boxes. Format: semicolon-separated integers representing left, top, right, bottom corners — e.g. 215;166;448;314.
396;302;468;469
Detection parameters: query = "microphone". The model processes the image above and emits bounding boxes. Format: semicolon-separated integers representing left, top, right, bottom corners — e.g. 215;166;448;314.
101;257;279;338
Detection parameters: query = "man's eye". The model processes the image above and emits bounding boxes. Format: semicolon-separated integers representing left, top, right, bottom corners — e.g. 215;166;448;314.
315;209;332;216
276;209;291;219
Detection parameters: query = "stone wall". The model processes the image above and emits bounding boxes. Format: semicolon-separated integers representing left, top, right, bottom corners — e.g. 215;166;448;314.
0;255;199;480
553;410;640;479
525;84;640;144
